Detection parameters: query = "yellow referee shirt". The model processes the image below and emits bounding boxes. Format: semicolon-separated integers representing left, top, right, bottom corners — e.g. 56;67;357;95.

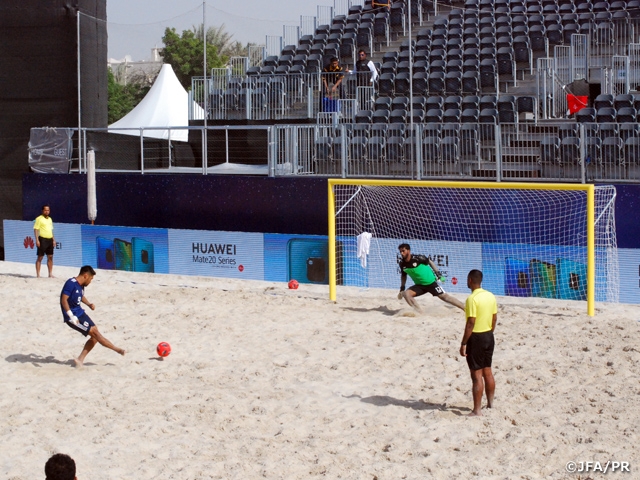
33;215;54;239
464;288;497;333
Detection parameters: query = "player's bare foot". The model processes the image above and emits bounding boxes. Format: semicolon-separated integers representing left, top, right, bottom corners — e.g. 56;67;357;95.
467;411;482;417
73;358;84;368
117;349;126;356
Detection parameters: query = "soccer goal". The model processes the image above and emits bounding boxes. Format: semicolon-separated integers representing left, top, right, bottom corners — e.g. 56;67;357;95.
328;179;618;316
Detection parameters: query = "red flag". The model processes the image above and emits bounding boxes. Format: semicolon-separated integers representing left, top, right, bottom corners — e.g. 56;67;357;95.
567;94;588;115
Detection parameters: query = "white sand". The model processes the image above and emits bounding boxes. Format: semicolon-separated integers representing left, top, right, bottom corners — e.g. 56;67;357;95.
1;260;639;479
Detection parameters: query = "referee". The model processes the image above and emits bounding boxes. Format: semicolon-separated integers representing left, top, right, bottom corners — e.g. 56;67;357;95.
460;269;498;416
34;204;55;278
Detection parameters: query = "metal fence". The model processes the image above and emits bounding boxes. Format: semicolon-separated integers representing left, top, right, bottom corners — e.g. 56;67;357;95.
192;71;380;122
69;126;272;175
52;120;640;184
269;121;640;183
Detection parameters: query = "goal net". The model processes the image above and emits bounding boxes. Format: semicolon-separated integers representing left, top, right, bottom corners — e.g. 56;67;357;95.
329;180;618;314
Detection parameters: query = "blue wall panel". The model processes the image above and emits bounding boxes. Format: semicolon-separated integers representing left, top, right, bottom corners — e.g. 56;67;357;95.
23;174;328;236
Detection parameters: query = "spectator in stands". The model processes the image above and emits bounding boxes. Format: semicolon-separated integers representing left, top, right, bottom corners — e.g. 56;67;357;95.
372;0;391;8
322;57;345;100
45;453;77;480
354;49;379;87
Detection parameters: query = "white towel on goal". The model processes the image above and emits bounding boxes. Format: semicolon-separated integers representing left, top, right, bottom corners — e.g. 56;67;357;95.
356;232;372;268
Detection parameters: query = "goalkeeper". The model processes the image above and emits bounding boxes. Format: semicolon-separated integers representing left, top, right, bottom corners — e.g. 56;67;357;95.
397;243;464;313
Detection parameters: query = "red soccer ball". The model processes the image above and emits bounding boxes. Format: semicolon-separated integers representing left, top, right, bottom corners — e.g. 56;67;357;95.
157;342;171;357
288;279;299;290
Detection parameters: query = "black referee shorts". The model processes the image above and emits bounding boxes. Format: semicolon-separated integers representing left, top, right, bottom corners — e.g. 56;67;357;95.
37;237;54;256
466;331;495;371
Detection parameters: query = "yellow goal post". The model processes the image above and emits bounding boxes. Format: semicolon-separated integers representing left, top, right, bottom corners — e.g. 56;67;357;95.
328;179;619;317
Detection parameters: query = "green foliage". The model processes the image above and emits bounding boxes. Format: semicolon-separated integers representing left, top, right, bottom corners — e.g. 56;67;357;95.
107;69;150;124
160;27;225;90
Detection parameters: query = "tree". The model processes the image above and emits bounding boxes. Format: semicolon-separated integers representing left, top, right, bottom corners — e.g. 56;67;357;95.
193;23;234;57
192;24;257;59
224;41;259;58
107;68;150;124
160;27;224;90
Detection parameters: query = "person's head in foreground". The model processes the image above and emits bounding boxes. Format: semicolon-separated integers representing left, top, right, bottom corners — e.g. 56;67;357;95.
45;453;77;480
467;268;483;289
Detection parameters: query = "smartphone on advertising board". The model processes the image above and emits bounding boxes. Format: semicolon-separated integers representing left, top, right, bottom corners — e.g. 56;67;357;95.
555;258;586;300
132;237;155;273
288;238;328;284
114;238;133;271
96;237;115;270
529;259;557;299
504;257;531;297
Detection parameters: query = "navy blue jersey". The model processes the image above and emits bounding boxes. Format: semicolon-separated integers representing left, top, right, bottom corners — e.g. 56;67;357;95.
60;277;85;319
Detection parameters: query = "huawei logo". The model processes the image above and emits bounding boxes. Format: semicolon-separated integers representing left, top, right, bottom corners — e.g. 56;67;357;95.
24;236;35;249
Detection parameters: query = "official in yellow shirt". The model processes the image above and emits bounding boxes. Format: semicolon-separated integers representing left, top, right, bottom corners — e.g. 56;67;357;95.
460;269;498;416
33;204;55;278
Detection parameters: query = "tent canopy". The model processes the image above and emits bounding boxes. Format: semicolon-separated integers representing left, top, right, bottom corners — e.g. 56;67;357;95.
109;64;203;142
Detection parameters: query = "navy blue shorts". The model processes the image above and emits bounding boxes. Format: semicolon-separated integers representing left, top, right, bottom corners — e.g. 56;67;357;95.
408;282;444;297
466;331;495;370
65;312;95;337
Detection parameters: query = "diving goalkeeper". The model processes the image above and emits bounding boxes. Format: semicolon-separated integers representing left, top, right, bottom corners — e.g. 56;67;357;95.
397;243;464;313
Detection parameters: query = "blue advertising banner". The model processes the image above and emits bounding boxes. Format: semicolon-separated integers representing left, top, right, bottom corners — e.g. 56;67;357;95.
482;243;588;298
3;220;82;266
618;249;640;304
80;225;169;274
3;220;638;304
264;234;330;284
168;229;264;280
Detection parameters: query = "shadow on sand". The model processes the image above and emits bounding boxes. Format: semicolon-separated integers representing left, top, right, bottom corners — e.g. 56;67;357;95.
5;353;79;367
0;273;35;279
341;305;402;316
345;394;470;415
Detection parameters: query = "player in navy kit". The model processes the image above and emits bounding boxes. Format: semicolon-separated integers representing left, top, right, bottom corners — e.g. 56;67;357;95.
60;265;125;367
397;243;465;313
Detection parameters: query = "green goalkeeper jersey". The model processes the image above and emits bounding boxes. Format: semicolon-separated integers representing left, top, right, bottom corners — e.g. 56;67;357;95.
399;254;437;285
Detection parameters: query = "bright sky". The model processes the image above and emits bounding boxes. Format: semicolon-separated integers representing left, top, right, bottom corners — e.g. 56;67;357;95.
106;0;331;61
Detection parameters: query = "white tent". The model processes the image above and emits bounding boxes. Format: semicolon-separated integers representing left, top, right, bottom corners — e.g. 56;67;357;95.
109;64;204;142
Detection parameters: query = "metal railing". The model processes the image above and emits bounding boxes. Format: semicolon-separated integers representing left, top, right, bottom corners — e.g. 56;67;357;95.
269;121;640;183
71;125;272;176
44;119;640;184
192;71;380;122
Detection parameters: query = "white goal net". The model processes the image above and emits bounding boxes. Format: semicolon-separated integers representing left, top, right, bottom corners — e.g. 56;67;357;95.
331;181;618;307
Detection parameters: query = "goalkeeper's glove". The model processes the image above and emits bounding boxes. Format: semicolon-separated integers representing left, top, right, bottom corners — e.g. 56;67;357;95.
438;275;446;283
398;285;405;300
66;311;79;326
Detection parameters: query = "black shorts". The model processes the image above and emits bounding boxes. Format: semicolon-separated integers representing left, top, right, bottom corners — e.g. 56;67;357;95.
408;282;444;297
37;237;54;256
466;331;495;370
